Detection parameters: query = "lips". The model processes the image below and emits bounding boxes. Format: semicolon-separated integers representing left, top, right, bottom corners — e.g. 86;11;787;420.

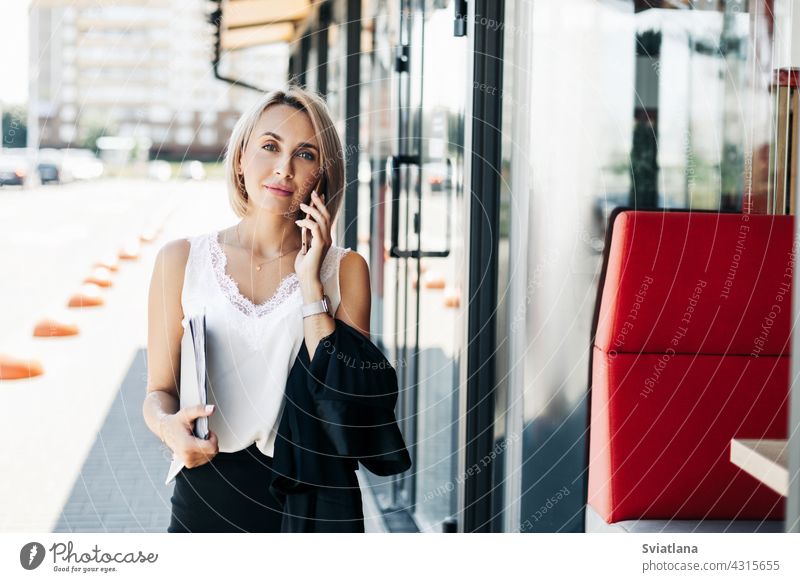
265;183;294;195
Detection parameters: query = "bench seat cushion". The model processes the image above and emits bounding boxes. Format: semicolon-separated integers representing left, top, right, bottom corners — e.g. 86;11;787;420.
588;211;793;525
585;505;784;533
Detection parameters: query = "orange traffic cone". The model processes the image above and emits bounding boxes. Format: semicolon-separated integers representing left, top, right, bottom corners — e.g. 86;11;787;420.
443;286;460;308
139;227;158;243
34;312;80;337
94;254;120;272
0;354;44;379
424;270;446;289
67;283;105;308
83;266;113;288
119;239;141;260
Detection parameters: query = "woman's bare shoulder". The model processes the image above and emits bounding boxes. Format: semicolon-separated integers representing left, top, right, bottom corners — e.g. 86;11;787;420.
335;248;370;337
152;238;193;281
159;237;191;264
338;247;367;276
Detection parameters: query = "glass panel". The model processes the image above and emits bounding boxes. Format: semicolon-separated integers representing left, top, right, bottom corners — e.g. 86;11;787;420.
361;0;401;511
631;4;750;210
410;0;466;532
306;45;318;93
393;0;423;511
499;0;781;532
326;19;345;135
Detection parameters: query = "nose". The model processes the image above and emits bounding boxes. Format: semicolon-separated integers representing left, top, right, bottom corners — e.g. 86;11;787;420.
274;154;294;179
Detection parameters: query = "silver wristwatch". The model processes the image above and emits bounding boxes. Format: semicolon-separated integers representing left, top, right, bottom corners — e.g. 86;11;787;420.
302;294;331;318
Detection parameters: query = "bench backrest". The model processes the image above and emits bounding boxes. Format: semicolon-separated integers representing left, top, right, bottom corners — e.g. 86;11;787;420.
588;211;791;522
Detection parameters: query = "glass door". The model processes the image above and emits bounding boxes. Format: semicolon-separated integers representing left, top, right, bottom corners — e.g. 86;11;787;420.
409;0;467;532
365;0;467;532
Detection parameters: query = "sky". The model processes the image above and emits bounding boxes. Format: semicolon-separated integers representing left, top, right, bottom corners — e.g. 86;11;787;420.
0;0;30;106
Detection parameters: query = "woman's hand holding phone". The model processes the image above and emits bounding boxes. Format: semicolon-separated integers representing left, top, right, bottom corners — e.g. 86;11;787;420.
299;177;322;255
294;186;331;291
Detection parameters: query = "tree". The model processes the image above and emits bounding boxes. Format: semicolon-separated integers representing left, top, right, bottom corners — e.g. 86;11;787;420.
80;124;108;154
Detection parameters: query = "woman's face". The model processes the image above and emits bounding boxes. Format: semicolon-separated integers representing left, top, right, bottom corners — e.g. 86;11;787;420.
238;104;322;216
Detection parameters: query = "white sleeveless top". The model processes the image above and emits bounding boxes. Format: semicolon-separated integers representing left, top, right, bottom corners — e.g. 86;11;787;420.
164;230;351;485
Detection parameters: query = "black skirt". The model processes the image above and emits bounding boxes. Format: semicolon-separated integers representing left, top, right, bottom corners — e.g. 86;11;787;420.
168;443;285;533
278;477;365;533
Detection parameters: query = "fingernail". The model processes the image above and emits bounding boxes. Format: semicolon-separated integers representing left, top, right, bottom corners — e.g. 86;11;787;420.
206;404;214;413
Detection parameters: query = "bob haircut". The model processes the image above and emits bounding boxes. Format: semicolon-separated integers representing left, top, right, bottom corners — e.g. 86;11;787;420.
223;85;345;225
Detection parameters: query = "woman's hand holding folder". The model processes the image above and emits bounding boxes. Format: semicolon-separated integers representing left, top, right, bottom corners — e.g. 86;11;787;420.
161;403;219;468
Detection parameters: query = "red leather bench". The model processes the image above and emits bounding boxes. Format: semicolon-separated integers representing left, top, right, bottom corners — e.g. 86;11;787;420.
586;211;790;533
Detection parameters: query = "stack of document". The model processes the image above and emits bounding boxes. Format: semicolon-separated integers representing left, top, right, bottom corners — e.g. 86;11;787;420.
181;310;209;440
164;310;210;485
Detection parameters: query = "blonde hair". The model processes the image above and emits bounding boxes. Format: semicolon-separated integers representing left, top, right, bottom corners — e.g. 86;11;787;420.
223;85;345;224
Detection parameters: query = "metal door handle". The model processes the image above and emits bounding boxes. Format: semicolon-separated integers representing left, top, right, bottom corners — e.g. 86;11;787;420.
386;154;451;259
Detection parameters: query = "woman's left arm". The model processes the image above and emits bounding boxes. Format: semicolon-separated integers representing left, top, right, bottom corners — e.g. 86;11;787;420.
302;248;371;360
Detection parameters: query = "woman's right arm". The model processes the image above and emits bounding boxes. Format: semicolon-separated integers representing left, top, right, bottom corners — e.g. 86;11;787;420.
142;239;218;468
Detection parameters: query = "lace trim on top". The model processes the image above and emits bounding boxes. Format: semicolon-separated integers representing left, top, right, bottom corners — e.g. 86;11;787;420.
209;232;300;318
322;246;351;281
207;231;350;318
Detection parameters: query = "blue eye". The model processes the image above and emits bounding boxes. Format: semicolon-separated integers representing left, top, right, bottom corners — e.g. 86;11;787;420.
263;142;277;151
298;151;315;161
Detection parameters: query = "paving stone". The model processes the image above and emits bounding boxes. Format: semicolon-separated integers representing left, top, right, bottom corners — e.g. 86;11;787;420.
53;350;174;533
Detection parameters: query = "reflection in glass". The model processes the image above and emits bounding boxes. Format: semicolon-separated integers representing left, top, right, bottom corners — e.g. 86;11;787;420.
500;0;778;532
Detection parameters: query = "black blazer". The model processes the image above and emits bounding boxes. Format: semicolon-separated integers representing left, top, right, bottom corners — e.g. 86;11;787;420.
268;318;412;532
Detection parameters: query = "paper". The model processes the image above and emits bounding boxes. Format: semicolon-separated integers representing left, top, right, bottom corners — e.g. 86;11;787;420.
188;310;209;440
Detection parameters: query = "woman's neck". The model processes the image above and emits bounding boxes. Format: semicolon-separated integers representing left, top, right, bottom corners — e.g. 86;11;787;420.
235;215;302;258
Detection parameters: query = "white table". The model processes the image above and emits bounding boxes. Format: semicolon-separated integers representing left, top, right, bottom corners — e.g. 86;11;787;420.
730;439;789;497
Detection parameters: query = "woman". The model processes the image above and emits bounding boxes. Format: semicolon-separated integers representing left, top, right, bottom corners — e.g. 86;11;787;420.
141;85;382;532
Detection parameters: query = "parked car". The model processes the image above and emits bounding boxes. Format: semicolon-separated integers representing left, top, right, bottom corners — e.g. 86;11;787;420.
37;148;73;184
0;150;40;187
147;160;172;181
178;160;206;180
61;149;104;180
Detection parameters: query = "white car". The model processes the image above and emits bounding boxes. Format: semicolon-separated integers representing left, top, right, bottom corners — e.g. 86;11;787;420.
61;149;104;180
178;160;206;180
147;160;172;181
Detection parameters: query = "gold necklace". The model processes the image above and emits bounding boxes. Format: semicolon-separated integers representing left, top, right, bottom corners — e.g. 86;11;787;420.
236;223;300;271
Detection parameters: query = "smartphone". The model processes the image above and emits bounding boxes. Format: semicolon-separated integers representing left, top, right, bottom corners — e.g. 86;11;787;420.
302;176;324;255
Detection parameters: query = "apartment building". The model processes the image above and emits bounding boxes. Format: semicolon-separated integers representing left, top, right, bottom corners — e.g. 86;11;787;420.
31;0;288;159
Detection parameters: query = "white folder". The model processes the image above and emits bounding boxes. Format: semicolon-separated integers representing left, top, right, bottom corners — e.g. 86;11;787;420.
164;309;209;485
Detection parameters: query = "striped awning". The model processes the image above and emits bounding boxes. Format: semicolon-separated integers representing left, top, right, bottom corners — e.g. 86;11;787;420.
219;0;312;51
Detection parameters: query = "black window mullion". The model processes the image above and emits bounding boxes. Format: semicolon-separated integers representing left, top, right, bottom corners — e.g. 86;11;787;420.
463;0;505;533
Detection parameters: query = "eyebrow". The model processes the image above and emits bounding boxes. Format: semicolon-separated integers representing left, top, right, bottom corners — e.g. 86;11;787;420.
260;131;319;151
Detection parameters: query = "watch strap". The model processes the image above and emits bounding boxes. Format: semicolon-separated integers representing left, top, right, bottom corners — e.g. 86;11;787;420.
302;294;331;318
